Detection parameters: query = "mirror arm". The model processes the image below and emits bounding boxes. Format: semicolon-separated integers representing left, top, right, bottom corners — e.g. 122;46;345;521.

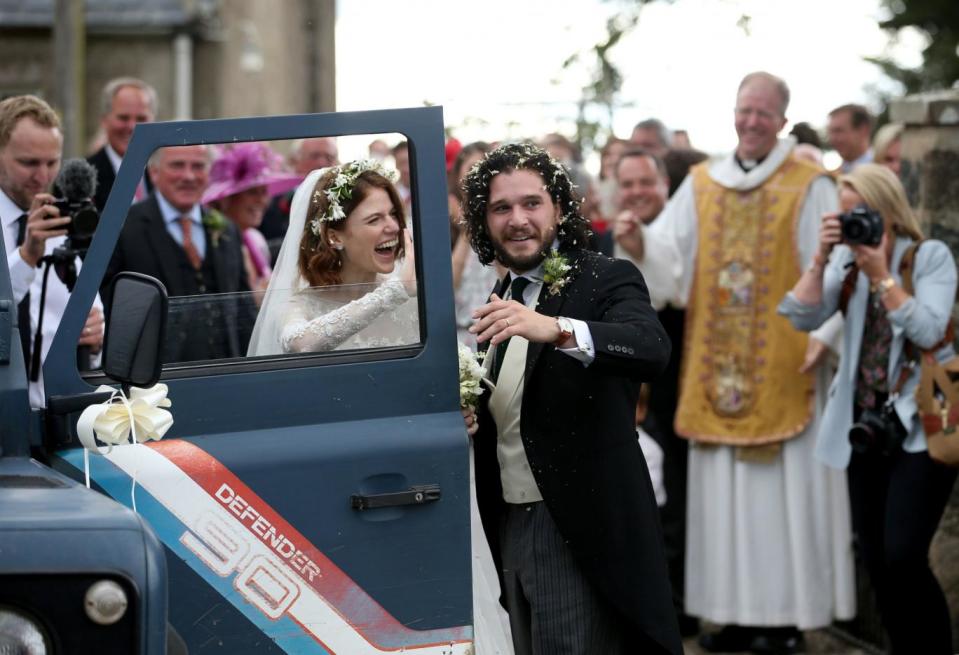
46;390;115;416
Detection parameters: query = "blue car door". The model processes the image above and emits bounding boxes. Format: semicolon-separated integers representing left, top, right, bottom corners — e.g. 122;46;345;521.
45;108;473;654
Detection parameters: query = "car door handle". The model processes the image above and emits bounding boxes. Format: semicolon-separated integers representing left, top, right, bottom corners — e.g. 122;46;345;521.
350;484;441;510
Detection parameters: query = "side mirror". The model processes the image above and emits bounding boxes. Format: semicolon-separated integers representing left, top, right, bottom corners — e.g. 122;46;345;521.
102;272;168;390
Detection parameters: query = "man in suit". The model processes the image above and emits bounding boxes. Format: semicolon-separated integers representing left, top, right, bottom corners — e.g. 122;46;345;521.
88;77;157;212
103;144;250;363
463;142;681;655
826;103;874;173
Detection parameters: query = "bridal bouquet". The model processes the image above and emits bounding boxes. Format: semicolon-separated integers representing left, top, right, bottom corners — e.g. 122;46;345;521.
458;342;488;409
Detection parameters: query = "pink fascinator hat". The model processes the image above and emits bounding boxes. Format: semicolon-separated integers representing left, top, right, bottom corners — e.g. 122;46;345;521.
202;142;301;205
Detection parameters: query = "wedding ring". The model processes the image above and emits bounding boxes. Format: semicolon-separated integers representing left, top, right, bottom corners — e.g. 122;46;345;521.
505;318;511;327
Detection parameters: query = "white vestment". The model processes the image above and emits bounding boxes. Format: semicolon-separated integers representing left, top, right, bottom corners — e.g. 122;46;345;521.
645;139;856;628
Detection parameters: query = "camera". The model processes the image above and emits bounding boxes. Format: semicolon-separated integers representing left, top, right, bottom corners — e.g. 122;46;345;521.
839;205;883;246
849;404;906;456
51;197;99;251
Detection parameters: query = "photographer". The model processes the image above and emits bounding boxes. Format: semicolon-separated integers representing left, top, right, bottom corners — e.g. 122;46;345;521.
0;95;103;408
779;163;957;654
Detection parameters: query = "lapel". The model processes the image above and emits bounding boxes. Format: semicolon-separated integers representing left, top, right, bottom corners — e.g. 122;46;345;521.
98;149;117;190
203;212;233;294
524;248;584;379
143;196;188;290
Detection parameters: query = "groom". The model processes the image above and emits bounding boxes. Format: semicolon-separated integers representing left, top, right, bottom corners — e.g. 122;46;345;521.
464;143;682;655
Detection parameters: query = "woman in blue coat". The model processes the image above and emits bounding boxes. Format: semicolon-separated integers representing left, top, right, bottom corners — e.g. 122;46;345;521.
779;163;957;654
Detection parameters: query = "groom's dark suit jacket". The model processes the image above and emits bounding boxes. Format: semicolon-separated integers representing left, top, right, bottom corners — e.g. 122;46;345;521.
474;247;683;655
101;194;252;363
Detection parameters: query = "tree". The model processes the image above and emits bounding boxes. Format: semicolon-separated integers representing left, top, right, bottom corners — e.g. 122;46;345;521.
560;1;664;156
869;0;959;94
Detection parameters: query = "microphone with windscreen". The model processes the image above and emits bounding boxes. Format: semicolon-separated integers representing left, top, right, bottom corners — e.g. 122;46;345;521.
52;158;99;251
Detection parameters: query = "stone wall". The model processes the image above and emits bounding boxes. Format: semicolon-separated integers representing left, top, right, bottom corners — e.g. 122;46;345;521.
891;88;959;650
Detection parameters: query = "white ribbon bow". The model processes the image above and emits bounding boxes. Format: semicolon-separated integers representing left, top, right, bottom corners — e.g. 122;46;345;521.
77;383;174;509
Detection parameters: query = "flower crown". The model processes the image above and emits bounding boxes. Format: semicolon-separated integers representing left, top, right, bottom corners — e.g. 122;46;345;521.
310;159;399;235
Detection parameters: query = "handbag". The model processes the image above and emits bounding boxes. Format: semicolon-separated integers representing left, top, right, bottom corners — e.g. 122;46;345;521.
917;345;959;466
900;242;959;466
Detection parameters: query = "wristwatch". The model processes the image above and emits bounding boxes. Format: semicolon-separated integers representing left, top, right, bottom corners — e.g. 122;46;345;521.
553;317;574;347
875;276;896;295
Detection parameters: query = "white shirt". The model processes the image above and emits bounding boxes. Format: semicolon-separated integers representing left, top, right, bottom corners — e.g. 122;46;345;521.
0;188;103;408
840;147;873;173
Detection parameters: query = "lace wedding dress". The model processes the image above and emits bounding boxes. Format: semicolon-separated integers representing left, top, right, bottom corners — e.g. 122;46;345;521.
279;278;418;353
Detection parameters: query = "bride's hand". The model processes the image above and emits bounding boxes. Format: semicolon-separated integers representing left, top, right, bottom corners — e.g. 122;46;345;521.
400;229;417;296
462;406;478;436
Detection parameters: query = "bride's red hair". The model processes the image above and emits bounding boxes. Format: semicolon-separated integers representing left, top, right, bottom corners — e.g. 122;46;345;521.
298;169;407;287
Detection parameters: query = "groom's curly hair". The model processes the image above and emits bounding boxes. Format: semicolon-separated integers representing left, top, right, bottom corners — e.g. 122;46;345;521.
459;142;591;266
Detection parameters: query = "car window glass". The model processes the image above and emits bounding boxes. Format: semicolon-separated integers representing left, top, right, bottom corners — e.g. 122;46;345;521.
84;134;420;375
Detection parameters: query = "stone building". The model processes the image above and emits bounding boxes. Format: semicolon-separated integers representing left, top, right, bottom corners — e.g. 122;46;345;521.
892;88;959;652
0;0;335;156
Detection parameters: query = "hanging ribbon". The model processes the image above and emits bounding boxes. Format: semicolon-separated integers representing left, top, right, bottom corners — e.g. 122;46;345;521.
76;384;174;511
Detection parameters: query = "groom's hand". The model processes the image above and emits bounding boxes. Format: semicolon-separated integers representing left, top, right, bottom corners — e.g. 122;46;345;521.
469;294;562;347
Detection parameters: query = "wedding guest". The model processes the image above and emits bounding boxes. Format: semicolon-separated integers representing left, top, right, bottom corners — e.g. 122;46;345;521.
630;118;672;158
596;136;628;229
392;141;412;216
447;141;501;347
202;143;301;294
828;103;874;173
103;144;250;363
260;137;339;256
662;148;708;197
463;142;681;655
873;122;904;177
87;77;157;211
780;163;957;654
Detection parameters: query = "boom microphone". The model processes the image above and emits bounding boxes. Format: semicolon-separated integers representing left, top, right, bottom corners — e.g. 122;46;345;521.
52;159;100;252
56;158;98;202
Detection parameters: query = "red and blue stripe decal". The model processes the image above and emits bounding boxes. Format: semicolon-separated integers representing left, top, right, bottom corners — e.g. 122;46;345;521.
58;440;472;655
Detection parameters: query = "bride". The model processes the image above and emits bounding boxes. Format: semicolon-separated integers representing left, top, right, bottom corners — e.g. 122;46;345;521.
247;161;418;355
248;160;514;653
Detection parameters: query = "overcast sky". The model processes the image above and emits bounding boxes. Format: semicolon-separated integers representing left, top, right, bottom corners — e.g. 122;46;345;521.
336;0;924;161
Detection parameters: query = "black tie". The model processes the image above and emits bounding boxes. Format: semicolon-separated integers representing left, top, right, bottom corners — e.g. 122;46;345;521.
491;275;532;383
15;213;31;367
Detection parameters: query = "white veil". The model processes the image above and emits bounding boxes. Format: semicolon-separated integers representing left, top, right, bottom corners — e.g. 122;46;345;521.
247;167;328;356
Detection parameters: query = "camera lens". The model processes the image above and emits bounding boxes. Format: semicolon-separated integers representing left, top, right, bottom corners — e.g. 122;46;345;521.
73;206;98;236
848;422;875;453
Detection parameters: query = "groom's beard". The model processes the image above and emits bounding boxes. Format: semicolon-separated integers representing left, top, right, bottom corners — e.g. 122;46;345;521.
489;224;557;272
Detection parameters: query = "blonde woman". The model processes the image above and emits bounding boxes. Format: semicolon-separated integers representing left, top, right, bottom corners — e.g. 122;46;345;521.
779;163;957;654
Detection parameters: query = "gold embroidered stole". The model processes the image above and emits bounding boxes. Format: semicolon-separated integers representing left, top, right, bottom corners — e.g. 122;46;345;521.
674;158;822;445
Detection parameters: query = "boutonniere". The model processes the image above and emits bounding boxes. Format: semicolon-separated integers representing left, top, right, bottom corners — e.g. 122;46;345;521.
542;249;573;296
203;209;229;248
